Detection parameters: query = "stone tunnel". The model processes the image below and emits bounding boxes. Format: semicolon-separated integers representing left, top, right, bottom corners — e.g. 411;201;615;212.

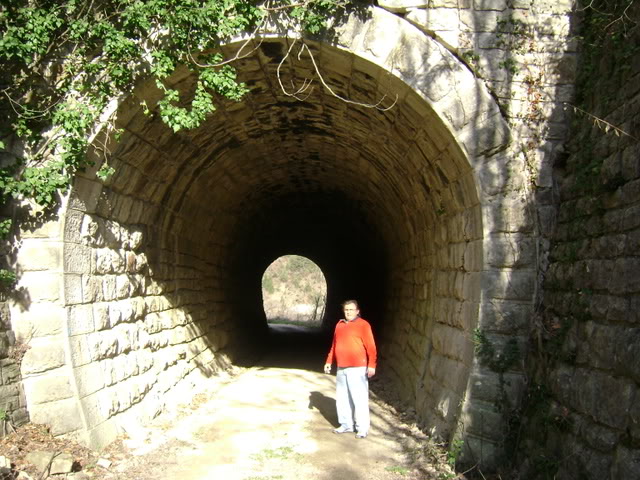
5;4;576;468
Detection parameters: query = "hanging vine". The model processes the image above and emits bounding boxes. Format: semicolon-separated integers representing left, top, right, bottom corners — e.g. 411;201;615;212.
0;0;369;287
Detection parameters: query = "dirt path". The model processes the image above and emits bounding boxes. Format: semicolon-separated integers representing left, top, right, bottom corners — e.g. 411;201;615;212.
100;328;458;480
2;326;459;479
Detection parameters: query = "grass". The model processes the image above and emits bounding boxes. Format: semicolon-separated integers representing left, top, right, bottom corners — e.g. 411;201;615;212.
385;465;410;475
251;446;303;463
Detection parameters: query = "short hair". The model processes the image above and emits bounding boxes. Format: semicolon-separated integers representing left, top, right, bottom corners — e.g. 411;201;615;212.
341;299;359;309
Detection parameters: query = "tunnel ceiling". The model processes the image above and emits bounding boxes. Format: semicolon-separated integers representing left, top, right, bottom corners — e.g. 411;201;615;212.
104;36;480;316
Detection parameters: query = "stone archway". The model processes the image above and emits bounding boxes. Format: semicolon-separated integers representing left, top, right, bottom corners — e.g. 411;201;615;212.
13;6;528;467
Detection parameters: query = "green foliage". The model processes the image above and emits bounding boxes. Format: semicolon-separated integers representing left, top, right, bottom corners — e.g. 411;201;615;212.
251;445;302;463
447;438;463;467
0;0;356;222
498;58;519;75
575;0;638;108
0;269;17;288
0;1;357;296
473;329;520;374
0;408;7;421
0;219;11;240
262;275;274;294
96;163;116;181
495;15;531;53
385;465;409;475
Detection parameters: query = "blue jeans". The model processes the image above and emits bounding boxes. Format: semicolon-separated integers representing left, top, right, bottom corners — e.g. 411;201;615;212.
336;366;370;434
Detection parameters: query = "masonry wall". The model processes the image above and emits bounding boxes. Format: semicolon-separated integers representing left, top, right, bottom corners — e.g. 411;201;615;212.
378;0;576;465
0;300;28;435
516;3;640;478
1;1;578;468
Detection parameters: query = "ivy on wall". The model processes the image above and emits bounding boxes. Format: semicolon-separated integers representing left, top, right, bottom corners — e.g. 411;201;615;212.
0;0;362;287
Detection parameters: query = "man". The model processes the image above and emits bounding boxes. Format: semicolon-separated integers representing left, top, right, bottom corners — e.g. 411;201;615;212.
324;299;377;439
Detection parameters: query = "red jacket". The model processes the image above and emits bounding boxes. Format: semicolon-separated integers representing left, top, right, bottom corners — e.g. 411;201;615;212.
325;317;377;368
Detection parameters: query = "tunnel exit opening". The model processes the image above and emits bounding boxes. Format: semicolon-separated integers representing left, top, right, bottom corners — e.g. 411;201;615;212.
261;254;327;329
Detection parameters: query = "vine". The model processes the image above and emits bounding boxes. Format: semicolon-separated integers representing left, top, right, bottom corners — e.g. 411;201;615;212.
0;0;365;287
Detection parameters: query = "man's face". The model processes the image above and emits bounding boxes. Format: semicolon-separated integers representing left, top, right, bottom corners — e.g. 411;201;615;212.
343;303;359;321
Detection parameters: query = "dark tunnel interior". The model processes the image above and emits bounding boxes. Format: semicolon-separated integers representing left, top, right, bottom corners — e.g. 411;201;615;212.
69;37;483;440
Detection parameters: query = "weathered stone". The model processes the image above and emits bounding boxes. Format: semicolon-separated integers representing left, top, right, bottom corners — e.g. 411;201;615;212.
25;451;75;475
1;361;20;384
64;243;92;274
92;303;110;331
376;0;414;12
24;375;73;404
610;258;640;294
17;240;62;272
611;445;640;480
555;440;613;480
406;8;460;33
482;193;535;234
29;400;83;435
74;362;105;397
580;417;621;453
69;177;103;214
474;0;508;11
16;272;61;303
551;366;634;431
69;335;92;367
68;472;91;480
460;401;505;438
96;458;112;469
431;323;470;362
486;233;536;268
472;369;525;402
21;339;66;375
67;304;94;336
64;273;84;305
481;270;536;301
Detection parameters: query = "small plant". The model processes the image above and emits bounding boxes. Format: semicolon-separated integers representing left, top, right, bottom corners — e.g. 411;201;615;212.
499;58;519;75
0;407;16;436
437;473;456;480
495;16;532;53
447;438;464;467
251;446;302;463
385;465;409;475
96;163;116;181
461;50;480;64
0;219;11;239
0;269;17;288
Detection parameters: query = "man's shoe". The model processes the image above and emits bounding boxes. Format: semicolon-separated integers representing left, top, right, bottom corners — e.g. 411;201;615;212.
333;426;354;434
355;432;368;439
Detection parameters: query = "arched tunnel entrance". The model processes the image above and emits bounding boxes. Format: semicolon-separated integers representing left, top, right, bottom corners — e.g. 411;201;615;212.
19;8;519;465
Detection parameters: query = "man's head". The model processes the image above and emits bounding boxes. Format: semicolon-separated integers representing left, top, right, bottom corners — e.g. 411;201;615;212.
342;300;360;322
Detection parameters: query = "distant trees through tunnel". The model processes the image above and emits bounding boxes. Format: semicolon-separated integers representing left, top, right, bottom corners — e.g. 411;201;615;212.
262;255;327;327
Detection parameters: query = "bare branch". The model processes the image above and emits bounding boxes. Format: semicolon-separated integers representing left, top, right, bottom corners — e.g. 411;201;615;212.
277;38;398;110
187;5;270;68
277;39;315;101
566;103;639;141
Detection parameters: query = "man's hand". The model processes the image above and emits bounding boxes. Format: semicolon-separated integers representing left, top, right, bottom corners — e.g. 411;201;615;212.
367;367;376;378
324;364;332;374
